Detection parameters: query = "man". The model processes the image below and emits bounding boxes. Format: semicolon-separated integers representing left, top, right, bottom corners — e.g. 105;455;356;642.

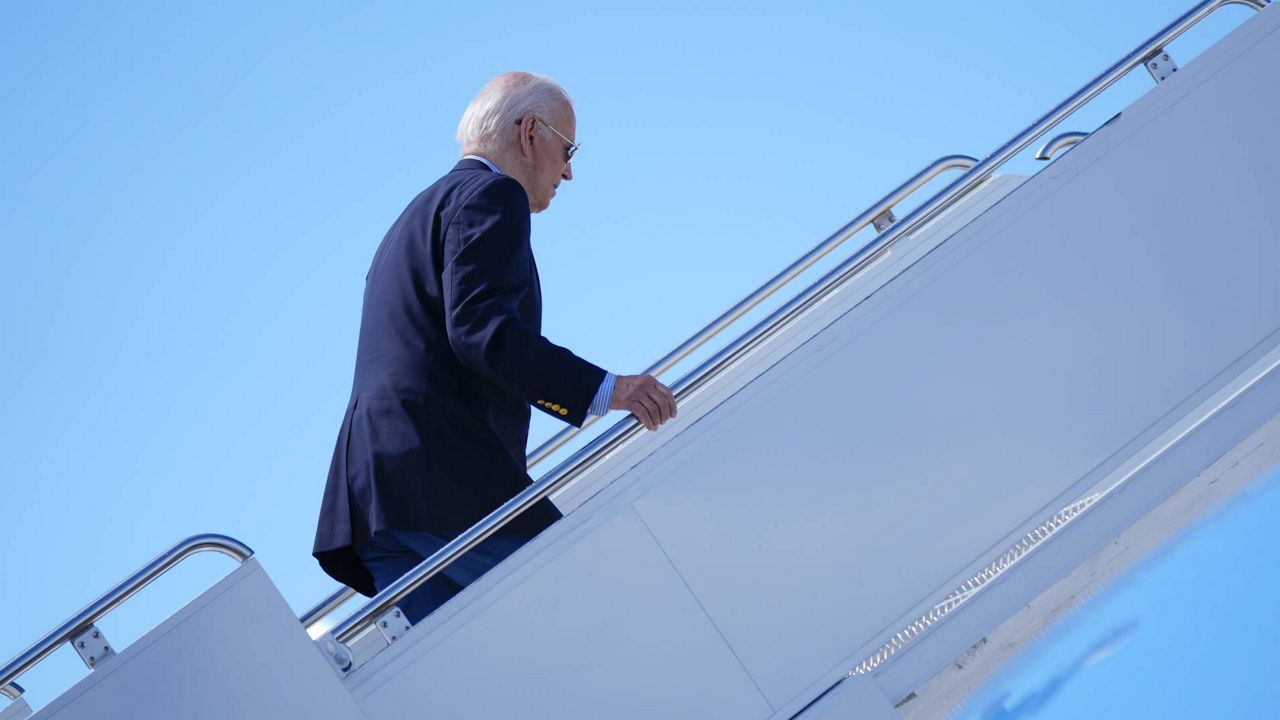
313;72;677;625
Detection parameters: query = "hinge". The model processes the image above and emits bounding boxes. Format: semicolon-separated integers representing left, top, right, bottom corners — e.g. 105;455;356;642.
319;634;354;675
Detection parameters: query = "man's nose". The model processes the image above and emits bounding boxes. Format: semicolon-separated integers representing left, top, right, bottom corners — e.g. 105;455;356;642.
561;162;573;182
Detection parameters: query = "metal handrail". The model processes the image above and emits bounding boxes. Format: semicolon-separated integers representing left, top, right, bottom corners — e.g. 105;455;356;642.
298;155;979;637
300;585;356;631
0;534;253;699
323;155;982;651
1035;131;1090;160
525;155;978;468
324;0;1270;659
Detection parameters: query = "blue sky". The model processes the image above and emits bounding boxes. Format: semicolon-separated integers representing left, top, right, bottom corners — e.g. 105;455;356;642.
0;0;1269;711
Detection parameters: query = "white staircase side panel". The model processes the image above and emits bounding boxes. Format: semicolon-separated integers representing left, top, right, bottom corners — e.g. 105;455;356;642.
549;172;1028;517
345;5;1280;719
349;508;773;720
30;559;367;720
0;697;31;720
796;676;899;720
626;4;1280;711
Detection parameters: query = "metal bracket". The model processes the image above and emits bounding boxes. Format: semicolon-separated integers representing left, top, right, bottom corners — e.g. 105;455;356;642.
374;606;412;644
871;208;898;233
69;625;114;670
1145;48;1179;83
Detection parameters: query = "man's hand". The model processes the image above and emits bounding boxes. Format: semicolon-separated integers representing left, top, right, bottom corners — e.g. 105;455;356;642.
610;374;678;431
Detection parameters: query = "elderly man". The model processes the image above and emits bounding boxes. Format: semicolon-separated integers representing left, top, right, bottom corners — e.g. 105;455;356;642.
313;72;677;625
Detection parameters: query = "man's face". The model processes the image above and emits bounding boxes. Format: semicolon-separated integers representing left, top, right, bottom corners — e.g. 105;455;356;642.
527;104;576;213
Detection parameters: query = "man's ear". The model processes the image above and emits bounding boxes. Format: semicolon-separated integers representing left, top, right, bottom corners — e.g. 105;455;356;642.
518;116;538;158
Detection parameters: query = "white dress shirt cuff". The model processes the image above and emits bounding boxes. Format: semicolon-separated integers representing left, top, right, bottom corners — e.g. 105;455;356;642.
587;372;616;417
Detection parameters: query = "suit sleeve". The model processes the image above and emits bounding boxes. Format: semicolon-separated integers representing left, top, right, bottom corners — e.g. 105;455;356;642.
442;176;607;428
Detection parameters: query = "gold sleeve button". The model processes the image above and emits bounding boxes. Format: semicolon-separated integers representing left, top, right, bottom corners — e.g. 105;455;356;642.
558;408;569;416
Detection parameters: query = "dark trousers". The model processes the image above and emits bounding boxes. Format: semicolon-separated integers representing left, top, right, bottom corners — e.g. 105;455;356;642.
352;528;533;625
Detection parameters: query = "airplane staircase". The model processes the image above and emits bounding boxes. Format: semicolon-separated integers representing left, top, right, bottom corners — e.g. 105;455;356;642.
3;1;1279;717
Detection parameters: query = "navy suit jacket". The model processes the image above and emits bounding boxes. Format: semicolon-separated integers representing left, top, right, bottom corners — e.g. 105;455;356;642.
313;159;606;596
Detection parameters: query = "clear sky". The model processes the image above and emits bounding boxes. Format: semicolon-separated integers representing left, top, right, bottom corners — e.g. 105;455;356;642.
0;0;1269;712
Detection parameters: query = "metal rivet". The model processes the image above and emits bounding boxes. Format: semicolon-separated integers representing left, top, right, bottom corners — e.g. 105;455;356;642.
380;621;388;628
76;641;85;649
1162;53;1169;61
393;610;401;618
91;631;100;639
88;657;95;664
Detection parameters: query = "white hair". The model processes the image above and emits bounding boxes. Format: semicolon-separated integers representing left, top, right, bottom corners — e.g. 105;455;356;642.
456;71;572;155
